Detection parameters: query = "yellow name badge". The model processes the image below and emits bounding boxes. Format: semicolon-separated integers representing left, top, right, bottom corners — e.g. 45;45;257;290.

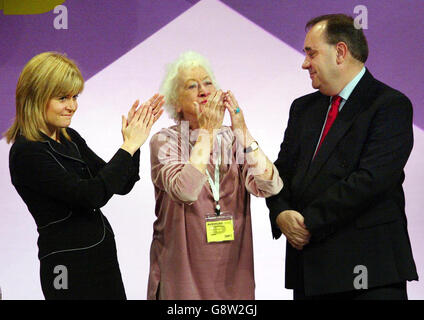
205;216;234;243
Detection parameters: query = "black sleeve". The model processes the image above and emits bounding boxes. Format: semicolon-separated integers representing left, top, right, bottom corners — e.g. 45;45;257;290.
266;101;299;239
69;129;141;195
11;143;140;210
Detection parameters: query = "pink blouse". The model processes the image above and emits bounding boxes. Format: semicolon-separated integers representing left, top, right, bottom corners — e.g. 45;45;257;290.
147;124;283;300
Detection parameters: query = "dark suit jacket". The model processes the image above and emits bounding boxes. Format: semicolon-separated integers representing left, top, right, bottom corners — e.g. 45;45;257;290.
9;128;140;260
266;70;418;296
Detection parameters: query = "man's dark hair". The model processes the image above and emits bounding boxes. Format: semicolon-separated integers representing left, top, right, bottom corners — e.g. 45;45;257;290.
306;14;369;63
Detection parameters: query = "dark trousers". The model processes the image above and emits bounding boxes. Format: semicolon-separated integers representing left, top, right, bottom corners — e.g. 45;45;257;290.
293;282;407;300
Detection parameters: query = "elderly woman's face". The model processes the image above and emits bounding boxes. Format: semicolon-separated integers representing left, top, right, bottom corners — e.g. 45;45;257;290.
176;66;216;128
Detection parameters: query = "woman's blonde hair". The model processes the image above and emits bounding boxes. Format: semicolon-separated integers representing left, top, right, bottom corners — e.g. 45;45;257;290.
159;51;219;122
4;52;84;143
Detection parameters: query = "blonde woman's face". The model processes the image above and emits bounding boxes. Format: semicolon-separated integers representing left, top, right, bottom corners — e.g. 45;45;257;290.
176;66;216;128
45;94;79;137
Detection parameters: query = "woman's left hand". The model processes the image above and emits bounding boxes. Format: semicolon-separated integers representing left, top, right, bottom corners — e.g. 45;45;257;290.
223;91;250;144
127;94;165;125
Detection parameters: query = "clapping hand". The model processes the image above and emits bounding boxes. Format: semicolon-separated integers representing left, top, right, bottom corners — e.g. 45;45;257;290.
223;91;252;147
126;93;164;126
121;94;165;155
194;90;226;135
223;91;246;131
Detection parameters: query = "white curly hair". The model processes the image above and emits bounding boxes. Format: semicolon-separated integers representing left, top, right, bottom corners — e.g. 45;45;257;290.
159;51;219;122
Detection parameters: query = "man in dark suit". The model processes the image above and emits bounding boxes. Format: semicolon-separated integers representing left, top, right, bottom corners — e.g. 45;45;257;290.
266;14;418;300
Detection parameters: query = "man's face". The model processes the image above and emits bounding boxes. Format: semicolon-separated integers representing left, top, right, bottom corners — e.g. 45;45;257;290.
302;22;338;95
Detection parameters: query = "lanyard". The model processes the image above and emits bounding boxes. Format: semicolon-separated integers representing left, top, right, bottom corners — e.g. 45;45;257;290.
205;134;221;216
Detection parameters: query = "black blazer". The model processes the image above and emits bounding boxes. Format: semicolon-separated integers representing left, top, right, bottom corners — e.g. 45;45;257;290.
266;70;418;296
9;128;140;260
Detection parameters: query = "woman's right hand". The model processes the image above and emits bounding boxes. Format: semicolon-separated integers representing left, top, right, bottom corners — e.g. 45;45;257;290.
121;95;164;156
195;90;225;135
188;90;225;173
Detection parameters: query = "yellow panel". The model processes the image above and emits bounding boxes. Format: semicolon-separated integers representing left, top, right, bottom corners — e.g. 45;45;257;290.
2;0;66;15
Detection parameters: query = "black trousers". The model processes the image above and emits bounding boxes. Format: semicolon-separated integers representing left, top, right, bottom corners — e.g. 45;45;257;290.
293;282;407;300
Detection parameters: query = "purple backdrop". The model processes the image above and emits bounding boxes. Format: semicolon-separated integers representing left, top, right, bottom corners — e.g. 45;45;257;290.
1;0;423;133
0;0;194;132
219;0;424;127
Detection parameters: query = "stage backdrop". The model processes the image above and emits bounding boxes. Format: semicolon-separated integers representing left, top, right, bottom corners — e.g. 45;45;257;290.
0;0;422;299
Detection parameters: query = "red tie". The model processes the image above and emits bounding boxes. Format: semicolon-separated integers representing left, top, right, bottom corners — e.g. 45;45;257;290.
314;95;342;158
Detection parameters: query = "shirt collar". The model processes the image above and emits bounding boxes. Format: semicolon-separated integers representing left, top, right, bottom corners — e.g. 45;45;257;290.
337;66;366;102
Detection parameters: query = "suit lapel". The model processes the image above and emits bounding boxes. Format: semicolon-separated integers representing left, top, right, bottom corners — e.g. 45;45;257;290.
291;94;329;194
40;132;85;164
299;70;375;195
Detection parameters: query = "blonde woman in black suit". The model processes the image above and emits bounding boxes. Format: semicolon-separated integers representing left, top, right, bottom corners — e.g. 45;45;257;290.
5;52;164;299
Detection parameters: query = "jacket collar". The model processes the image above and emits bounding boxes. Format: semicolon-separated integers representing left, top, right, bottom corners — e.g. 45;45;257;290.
40;131;84;164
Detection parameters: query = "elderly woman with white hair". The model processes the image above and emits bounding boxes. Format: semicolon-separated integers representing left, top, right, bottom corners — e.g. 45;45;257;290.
147;51;283;300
